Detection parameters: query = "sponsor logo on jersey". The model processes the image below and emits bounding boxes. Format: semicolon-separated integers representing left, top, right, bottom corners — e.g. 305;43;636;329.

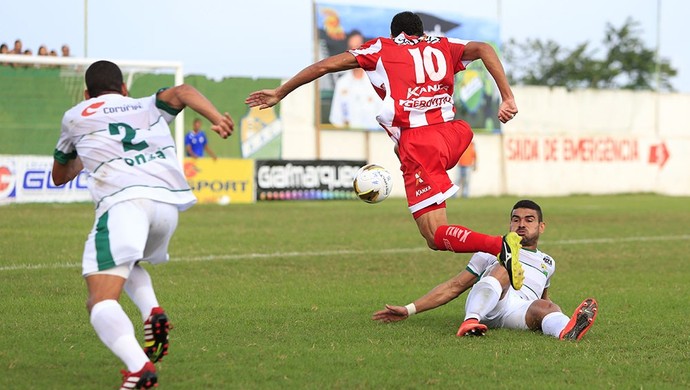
406;84;450;99
103;102;143;114
81;101;106;117
81;101;144;117
414;171;424;185
543;256;553;265
415;185;431;197
399;94;453;110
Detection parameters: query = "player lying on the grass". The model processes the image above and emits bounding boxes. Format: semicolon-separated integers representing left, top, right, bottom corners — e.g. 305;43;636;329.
52;60;233;389
372;199;598;340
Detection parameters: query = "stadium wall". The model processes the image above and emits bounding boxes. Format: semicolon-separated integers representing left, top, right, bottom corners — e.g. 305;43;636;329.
2;64;688;200
280;85;690;197
0;66;280;158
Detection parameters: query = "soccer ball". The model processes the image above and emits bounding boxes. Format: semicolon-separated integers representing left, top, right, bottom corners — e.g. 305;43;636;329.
353;163;392;204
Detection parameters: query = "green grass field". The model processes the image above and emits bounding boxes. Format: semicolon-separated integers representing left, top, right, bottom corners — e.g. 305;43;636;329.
1;195;689;389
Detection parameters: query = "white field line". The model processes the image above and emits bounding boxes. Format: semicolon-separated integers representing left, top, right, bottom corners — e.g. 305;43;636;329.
2;234;689;272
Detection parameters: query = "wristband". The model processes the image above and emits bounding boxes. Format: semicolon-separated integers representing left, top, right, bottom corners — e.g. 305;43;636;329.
405;303;417;316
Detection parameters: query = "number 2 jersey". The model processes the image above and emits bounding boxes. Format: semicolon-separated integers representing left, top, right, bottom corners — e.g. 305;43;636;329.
54;91;196;217
349;33;473;143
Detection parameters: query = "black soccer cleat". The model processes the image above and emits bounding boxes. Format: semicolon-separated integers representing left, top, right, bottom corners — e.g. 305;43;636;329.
143;307;171;363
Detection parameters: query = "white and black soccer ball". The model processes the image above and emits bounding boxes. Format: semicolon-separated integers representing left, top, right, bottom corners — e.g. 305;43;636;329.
353;163;392;204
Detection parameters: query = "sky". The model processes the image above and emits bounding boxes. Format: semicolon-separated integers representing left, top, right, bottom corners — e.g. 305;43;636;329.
2;0;688;93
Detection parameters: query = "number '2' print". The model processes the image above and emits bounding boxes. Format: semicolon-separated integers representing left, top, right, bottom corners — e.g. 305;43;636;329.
108;123;149;152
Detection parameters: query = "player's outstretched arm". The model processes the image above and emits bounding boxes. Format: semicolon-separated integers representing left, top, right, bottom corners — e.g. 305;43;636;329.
462;41;517;124
158;85;234;139
372;304;410;323
245;52;359;109
372;270;478;323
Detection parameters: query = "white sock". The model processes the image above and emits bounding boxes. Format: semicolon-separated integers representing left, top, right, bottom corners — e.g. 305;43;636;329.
464;276;502;321
90;299;149;372
125;264;159;322
541;311;571;338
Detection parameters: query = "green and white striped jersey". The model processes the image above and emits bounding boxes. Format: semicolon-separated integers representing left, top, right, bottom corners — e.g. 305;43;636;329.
466;247;556;301
54;91;196;216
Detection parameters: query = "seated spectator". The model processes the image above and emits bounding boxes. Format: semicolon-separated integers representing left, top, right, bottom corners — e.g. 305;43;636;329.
11;39;22;54
20;48;32;68
35;45;53;68
61;44;70;57
0;43;9;66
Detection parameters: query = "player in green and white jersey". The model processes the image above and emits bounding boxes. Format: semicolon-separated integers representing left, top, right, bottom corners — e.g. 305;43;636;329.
52;60;233;389
372;200;598;341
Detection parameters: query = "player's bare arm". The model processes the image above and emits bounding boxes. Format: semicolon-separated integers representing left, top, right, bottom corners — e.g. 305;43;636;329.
372;270;478;323
157;85;234;139
52;156;83;186
245;52;359;109
462;41;517;124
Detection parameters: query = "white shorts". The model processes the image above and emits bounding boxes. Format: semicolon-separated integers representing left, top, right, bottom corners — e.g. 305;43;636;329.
481;288;533;330
82;199;179;276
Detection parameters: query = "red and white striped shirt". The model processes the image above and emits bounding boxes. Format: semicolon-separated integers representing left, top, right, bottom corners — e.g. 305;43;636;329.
350;33;473;143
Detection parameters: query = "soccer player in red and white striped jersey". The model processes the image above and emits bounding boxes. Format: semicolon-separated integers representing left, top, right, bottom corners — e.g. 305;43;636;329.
246;11;523;288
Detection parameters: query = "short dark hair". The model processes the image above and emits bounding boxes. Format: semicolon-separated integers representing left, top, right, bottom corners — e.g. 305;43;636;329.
390;11;424;37
512;199;543;221
348;29;363;40
85;60;123;98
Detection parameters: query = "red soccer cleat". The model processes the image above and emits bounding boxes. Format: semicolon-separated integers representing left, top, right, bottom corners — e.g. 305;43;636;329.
560;298;599;341
120;361;157;389
457;318;488;337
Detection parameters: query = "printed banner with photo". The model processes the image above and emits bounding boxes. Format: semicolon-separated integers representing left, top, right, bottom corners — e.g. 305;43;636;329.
314;3;502;133
239;106;282;159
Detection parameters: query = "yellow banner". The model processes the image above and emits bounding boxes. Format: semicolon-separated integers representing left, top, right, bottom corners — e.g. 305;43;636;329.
184;158;255;204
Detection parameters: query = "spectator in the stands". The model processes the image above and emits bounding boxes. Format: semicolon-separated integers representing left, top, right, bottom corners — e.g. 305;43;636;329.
11;39;22;54
0;43;9;66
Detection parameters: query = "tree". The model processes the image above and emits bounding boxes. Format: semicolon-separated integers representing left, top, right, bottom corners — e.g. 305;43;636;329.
503;17;677;91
